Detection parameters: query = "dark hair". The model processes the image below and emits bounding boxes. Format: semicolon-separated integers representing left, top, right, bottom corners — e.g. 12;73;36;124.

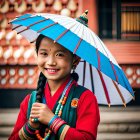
36;72;46;102
35;34;46;53
35;34;79;102
71;72;79;82
35;34;46;103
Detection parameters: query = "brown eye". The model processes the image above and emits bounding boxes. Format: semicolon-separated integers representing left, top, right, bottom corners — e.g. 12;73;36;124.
40;52;48;56
56;53;64;57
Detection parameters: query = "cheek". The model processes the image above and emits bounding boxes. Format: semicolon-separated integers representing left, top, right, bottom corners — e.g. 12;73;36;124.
37;57;45;67
60;58;73;70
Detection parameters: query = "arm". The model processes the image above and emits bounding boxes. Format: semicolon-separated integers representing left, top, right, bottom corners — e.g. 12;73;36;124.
24;90;100;140
64;90;100;140
8;95;30;140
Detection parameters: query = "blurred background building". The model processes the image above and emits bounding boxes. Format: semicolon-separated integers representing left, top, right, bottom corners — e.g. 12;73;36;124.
0;0;140;140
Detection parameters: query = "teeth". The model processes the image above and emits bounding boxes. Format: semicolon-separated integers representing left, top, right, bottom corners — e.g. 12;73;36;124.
47;69;57;72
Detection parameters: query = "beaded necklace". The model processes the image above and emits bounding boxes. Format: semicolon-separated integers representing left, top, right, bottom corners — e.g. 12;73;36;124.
35;79;73;140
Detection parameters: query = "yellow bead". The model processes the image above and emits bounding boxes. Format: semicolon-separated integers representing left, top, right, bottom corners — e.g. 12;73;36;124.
59;99;62;103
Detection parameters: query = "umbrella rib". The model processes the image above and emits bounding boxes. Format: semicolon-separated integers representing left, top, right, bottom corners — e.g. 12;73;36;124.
95;34;109;58
89;64;94;92
96;47;126;106
73;38;83;54
97;69;111;106
54;29;70;43
96;49;101;70
93;32;119;66
54;24;76;43
82;61;86;86
112;80;126;107
89;31;106;56
118;69;135;99
9;16;32;24
110;60;128;106
95;35;118;66
28;19;48;27
16;19;48;34
96;48;111;106
12;25;22;30
37;22;58;33
30;22;58;43
110;61;118;82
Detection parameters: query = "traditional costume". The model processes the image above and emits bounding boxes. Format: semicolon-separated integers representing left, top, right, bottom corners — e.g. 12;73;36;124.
9;76;100;140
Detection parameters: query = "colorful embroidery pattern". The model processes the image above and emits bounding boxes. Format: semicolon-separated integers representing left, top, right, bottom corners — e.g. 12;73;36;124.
71;98;79;108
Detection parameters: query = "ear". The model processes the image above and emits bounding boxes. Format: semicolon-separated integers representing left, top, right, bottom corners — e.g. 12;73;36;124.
72;55;80;69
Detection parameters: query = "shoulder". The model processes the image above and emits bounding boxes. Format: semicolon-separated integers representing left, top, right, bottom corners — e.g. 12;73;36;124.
20;94;30;107
74;85;87;95
75;85;97;102
76;85;98;108
76;86;100;124
80;89;97;102
19;94;31;117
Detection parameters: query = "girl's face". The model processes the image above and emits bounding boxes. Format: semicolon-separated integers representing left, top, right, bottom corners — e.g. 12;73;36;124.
37;37;74;82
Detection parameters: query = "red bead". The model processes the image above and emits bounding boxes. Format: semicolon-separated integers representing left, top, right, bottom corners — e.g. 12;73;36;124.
64;96;67;101
36;130;39;133
62;101;65;105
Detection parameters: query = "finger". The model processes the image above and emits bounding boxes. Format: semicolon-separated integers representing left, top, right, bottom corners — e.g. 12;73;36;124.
32;102;43;107
30;113;40;118
30;110;39;115
32;103;48;109
31;106;40;110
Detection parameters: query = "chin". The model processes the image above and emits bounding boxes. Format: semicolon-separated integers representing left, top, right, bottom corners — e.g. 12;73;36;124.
45;75;61;80
46;74;69;82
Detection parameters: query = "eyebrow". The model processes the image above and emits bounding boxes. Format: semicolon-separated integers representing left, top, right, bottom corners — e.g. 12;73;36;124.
56;49;67;53
38;48;67;53
39;49;47;51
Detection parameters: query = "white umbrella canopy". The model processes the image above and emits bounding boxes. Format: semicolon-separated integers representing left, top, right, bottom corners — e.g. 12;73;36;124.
75;61;134;106
10;10;134;106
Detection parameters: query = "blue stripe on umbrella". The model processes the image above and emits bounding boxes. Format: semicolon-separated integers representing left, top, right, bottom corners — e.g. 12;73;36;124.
75;40;133;95
76;40;98;69
52;28;133;95
12;16;46;26
115;66;133;94
12;14;32;22
56;32;133;95
54;31;81;52
11;16;133;95
30;20;55;32
118;68;134;94
40;24;67;40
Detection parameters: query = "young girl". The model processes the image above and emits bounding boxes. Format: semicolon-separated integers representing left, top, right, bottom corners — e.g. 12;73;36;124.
9;33;100;140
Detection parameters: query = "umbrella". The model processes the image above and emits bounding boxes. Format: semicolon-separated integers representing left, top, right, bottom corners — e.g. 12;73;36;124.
9;10;134;107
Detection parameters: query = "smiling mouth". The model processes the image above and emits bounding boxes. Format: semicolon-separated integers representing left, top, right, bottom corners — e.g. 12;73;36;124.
45;68;59;74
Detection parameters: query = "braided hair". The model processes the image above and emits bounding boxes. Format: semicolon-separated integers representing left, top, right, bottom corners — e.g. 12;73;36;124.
71;54;80;82
71;72;79;82
36;72;46;102
35;34;46;103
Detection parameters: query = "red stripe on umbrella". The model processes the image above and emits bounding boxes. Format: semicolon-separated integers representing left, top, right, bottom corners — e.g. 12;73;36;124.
97;69;111;107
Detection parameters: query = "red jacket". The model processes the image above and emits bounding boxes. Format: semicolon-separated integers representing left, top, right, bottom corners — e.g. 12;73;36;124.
9;79;100;140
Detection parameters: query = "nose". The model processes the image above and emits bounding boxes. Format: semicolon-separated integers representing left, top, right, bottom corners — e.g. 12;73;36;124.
46;55;56;66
